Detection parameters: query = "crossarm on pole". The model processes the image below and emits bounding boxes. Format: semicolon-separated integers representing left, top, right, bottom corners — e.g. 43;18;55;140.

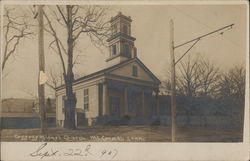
174;23;234;49
175;38;200;66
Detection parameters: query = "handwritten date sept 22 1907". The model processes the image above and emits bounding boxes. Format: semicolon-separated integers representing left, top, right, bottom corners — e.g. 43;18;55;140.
29;142;118;159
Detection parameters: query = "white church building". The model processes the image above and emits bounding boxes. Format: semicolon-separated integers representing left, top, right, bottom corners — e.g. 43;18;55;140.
56;12;161;127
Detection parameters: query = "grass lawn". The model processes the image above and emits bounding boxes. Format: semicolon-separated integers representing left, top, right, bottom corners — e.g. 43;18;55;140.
0;126;243;142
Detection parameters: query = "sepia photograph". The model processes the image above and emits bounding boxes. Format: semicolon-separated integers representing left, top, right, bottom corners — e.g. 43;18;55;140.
0;0;249;160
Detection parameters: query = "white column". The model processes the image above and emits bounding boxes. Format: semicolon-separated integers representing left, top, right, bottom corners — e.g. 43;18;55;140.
156;91;160;117
102;83;109;116
124;87;128;115
75;110;77;127
142;90;146;117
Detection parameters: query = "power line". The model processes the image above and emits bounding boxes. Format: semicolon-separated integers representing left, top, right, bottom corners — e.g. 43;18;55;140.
173;23;234;66
173;6;212;31
174;23;234;49
172;6;244;51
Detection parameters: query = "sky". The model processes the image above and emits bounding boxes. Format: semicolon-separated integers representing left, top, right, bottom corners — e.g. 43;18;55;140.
1;3;248;99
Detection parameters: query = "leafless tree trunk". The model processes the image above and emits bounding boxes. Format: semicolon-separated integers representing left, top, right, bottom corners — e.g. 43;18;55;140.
42;5;110;129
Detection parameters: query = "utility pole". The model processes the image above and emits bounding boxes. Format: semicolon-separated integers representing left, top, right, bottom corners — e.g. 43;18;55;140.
168;18;234;142
169;19;176;142
37;5;47;136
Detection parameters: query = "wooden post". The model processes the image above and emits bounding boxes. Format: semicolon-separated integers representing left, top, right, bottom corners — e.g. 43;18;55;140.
37;5;47;136
170;19;176;142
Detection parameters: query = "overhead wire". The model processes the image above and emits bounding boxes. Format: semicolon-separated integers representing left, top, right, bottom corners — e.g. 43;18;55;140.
172;6;244;52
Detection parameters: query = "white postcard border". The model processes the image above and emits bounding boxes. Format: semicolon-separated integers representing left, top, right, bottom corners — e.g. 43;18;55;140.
0;0;249;161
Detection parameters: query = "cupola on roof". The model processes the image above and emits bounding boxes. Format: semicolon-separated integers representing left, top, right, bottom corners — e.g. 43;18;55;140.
106;12;137;67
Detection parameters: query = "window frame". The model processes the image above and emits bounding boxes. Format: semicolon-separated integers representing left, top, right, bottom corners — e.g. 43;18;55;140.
113;24;118;34
112;44;117;56
124;43;130;56
132;65;138;77
123;24;128;34
83;88;89;111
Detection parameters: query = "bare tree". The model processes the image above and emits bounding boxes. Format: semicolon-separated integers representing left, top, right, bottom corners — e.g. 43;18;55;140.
176;55;220;97
42;5;110;129
218;65;245;131
197;57;220;97
2;7;33;72
46;66;85;94
218;65;245;100
176;55;202;97
46;66;64;92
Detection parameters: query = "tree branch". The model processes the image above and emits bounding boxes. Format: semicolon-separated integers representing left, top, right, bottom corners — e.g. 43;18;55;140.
56;5;68;25
3;8;33;71
43;9;67;75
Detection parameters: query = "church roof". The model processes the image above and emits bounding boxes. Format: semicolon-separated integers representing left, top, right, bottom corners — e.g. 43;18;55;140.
56;57;161;91
111;12;132;22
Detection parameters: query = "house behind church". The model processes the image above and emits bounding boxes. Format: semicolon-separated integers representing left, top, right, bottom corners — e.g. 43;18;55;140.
56;12;161;127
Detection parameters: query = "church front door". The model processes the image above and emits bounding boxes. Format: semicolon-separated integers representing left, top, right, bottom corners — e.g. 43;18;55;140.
109;96;120;117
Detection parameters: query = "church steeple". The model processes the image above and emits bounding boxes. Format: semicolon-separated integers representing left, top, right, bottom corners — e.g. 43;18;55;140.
106;12;137;67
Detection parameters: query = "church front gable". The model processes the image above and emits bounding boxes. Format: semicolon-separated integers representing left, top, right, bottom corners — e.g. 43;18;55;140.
108;60;159;84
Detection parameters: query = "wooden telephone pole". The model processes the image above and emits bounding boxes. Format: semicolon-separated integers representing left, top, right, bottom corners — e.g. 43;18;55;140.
169;18;234;142
37;5;47;136
169;19;176;142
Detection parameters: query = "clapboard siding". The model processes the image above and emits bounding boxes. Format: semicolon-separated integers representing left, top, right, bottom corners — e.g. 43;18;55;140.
56;84;99;122
85;85;99;118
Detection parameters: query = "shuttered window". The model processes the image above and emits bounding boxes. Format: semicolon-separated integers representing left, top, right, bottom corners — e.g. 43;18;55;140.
84;89;89;111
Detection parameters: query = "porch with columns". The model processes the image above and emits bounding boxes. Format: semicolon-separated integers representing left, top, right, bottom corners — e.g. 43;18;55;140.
99;79;160;120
